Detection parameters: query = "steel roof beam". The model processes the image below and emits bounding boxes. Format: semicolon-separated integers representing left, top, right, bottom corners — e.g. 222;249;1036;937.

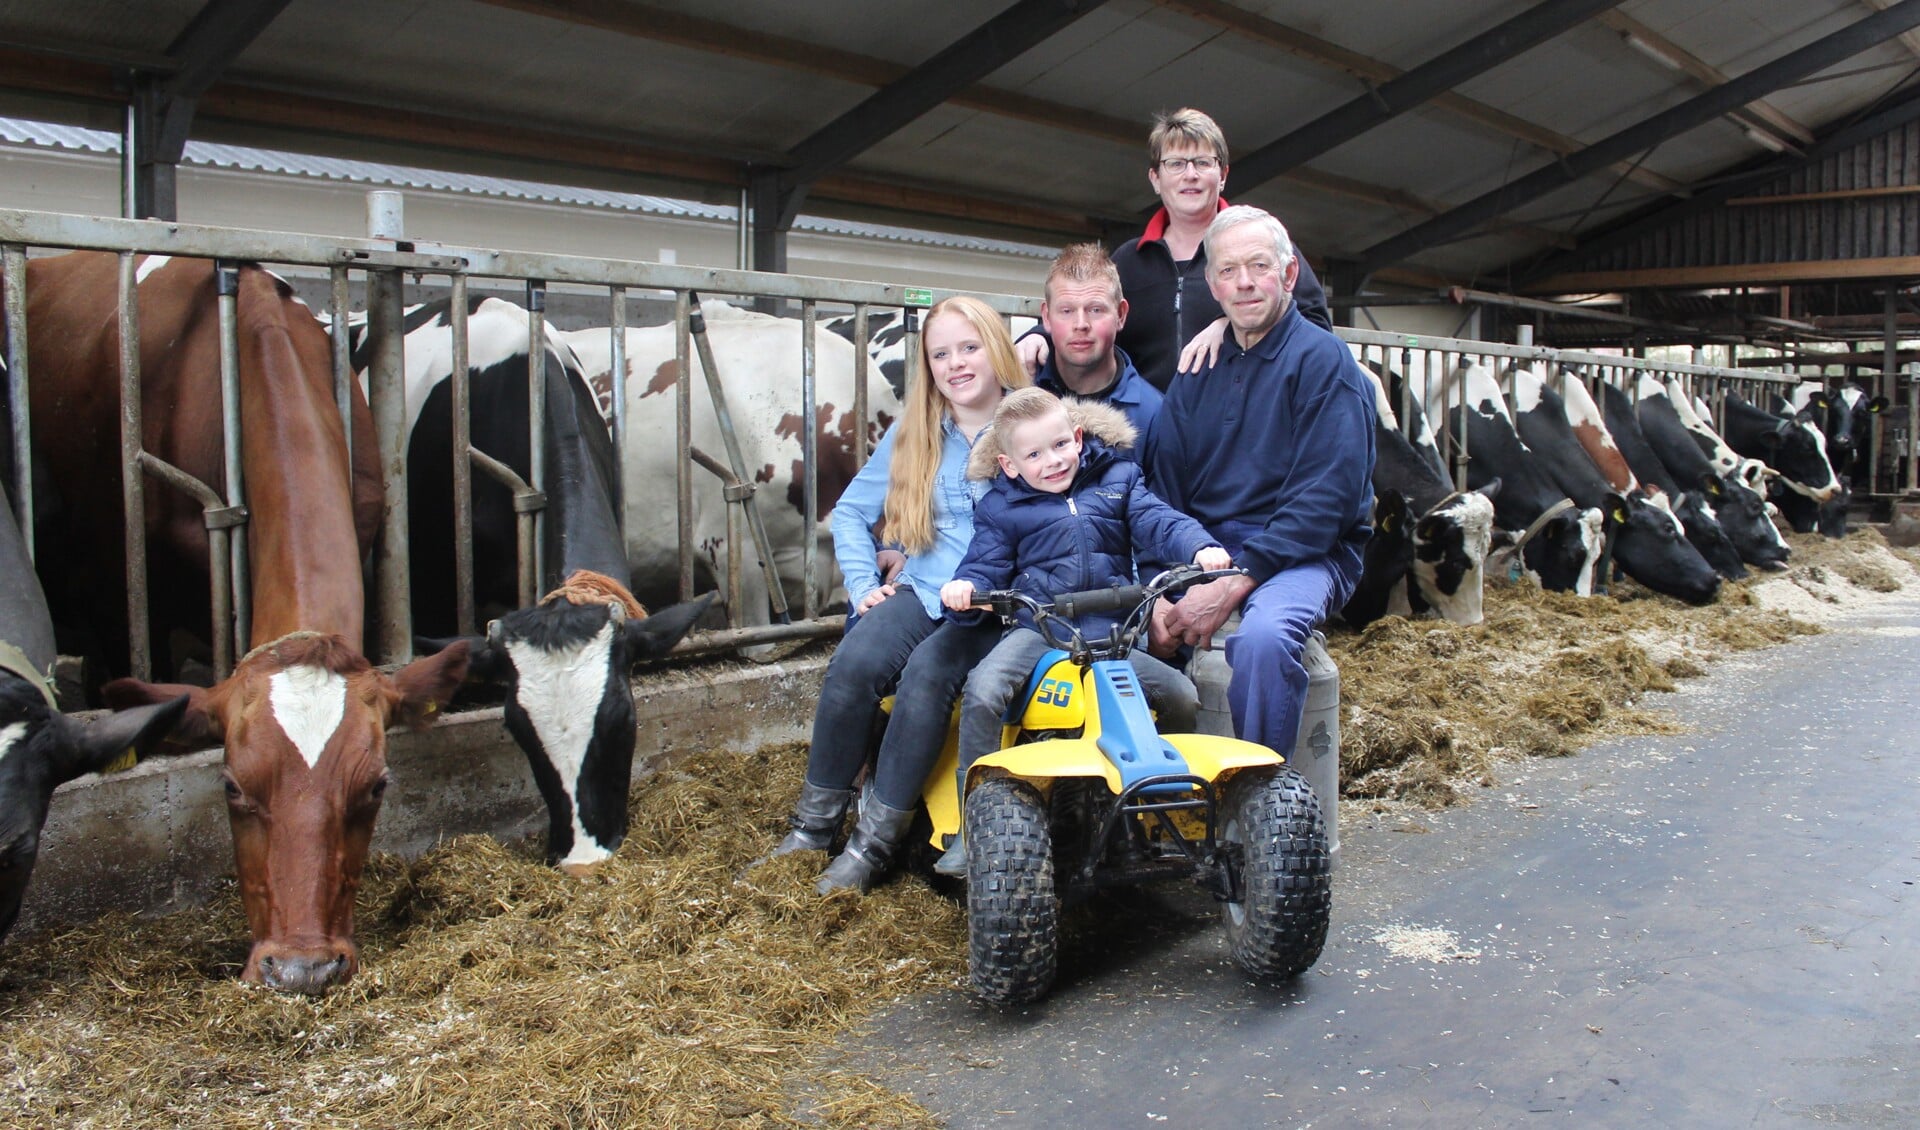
1230;0;1624;191
1598;11;1815;146
1157;0;1685;195
1859;0;1920;59
780;0;1110;198
1521;84;1920;286
1357;1;1920;276
131;0;291;220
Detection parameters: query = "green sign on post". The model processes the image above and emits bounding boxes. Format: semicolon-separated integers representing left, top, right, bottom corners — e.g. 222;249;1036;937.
903;287;934;308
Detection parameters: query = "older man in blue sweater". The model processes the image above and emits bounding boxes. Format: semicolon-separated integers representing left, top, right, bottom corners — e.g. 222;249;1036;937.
1143;205;1376;755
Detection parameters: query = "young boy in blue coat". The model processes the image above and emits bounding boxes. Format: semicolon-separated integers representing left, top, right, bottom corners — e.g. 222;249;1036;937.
934;387;1231;875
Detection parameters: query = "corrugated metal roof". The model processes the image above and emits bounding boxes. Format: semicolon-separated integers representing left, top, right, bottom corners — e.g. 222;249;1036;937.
0;117;1055;260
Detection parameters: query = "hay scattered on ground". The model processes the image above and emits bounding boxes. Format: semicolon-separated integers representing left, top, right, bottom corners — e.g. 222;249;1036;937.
2;526;1914;1128
0;747;961;1130
1332;525;1915;808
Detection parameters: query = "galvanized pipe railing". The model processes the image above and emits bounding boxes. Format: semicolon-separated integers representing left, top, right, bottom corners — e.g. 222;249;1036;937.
449;276;476;636
525;280;549;593
686;291;789;623
3;244;30;558
116;253;150;681
213;263;252;652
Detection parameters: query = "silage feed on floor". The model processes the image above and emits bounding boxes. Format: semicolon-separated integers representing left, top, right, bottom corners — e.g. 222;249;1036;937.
1;527;1911;1128
0;746;960;1130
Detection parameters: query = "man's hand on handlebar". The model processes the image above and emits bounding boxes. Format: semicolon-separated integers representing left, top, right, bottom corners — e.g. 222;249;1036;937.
1152;571;1257;653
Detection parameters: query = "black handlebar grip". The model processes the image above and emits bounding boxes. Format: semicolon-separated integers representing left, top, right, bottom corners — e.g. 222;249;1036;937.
1053;584;1146;619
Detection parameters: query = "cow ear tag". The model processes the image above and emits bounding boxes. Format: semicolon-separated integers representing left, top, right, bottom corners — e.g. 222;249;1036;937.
102;747;139;774
486;619;505;649
1612;504;1628;524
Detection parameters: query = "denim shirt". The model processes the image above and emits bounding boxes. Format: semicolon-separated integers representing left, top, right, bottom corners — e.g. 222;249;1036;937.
832;415;990;620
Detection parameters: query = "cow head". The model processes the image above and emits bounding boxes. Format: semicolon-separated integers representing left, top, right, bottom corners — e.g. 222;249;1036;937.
1665;488;1748;581
1342;490;1414;627
1516;504;1606;595
425;577;713;875
1410;481;1498;625
1752;414;1839;503
1602;492;1720;605
103;634;468;993
0;676;187;940
1697;470;1789;569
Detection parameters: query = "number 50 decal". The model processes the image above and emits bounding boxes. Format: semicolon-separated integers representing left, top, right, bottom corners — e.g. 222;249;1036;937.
1036;678;1073;707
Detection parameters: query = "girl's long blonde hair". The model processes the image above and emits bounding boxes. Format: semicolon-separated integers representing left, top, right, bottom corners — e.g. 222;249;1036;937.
883;295;1031;554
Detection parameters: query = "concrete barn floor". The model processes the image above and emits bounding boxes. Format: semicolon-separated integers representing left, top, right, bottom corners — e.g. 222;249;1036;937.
856;595;1920;1129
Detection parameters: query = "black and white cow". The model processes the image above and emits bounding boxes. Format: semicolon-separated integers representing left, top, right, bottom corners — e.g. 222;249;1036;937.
1628;376;1789;571
1594;380;1746;580
1431;362;1606;595
560;302;903;622
352;297;709;873
1720;391;1841;504
0;382;186;938
1345;367;1498;626
1508;367;1720;605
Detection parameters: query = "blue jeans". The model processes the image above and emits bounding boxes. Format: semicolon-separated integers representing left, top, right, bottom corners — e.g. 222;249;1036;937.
805;588;999;809
958;627;1199;770
1222;555;1360;752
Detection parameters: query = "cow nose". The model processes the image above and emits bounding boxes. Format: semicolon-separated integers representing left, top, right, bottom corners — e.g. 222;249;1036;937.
257;952;351;995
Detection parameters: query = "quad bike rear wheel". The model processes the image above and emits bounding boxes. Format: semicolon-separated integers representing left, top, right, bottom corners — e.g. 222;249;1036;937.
965;777;1057;1005
1219;766;1332;979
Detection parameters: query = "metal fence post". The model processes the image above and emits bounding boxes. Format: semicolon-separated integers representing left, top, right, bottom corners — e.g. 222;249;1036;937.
3;244;30;559
366;191;412;662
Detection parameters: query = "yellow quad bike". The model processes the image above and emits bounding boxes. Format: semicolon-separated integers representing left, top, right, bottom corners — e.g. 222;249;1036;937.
907;566;1333;1005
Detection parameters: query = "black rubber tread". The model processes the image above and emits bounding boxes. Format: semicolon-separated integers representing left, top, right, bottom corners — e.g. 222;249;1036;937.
965;777;1058;1005
1220;766;1332;980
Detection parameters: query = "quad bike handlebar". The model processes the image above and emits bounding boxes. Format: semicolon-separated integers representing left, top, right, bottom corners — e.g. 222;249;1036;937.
973;565;1247;662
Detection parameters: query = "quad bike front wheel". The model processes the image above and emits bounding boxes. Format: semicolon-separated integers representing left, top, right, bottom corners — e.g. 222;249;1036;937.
965;776;1057;1005
1219;766;1332;979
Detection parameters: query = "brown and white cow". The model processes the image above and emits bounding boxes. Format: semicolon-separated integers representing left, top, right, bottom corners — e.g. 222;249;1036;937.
20;252;465;992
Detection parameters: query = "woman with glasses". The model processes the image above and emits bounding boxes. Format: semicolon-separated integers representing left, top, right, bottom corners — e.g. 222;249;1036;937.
1021;108;1330;393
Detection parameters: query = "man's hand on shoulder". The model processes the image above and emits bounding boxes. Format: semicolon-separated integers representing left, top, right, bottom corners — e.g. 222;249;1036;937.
1016;334;1050;377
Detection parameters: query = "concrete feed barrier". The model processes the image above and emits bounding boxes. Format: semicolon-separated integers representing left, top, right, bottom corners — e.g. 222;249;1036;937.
14;654;828;937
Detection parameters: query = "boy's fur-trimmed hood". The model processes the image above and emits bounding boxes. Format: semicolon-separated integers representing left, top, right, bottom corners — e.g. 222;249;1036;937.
967;396;1138;480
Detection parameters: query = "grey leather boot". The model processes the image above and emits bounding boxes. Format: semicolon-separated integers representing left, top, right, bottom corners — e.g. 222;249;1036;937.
816;797;916;894
771;781;853;856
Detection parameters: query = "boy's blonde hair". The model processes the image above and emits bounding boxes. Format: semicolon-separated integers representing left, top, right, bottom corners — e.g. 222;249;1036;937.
992;387;1072;457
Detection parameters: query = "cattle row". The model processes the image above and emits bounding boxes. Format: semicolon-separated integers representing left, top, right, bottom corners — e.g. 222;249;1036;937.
0;249;1850;997
1347;353;1874;631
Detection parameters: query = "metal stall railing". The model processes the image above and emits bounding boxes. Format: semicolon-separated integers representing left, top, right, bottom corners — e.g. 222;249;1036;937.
0;206;1033;680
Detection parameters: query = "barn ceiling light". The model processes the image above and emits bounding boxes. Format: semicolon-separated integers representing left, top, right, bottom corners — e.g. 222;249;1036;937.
1621;31;1685;71
1743;125;1790;153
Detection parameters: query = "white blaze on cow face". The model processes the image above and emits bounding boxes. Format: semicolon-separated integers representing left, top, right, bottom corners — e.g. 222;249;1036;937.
267;666;349;770
505;622;617;869
0;722;25;768
1573;507;1606;597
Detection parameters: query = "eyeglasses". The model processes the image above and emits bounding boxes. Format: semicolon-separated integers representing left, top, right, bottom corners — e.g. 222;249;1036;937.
1157;156;1221;174
1210;259;1279;283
